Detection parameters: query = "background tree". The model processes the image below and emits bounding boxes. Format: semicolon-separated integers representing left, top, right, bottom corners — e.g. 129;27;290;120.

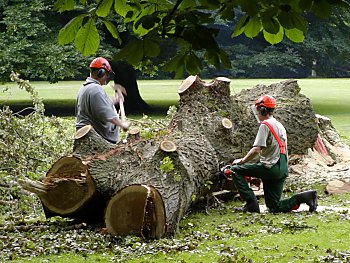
0;0;116;83
213;7;350;78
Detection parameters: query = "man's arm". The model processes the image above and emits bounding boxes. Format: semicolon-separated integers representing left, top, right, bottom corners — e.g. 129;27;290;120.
232;146;262;165
110;117;130;131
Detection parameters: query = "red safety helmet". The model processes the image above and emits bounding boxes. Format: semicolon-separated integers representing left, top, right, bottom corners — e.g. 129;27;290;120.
255;95;276;109
89;57;112;72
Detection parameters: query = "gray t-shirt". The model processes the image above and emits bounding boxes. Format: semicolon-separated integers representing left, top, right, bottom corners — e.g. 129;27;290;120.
253;117;288;168
76;77;119;143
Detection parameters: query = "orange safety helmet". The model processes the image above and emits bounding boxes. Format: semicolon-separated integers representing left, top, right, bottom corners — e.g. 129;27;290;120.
255;95;276;109
89;57;112;72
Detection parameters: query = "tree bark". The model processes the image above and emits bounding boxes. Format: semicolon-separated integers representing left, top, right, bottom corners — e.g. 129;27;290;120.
21;76;324;238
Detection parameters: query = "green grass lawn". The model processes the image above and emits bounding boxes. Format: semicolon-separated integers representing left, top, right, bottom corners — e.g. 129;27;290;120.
2;78;350;262
1;78;349;140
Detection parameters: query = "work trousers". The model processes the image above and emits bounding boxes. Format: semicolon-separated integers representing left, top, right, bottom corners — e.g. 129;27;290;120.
231;154;298;212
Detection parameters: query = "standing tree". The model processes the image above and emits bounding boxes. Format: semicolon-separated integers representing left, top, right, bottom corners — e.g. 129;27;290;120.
0;0;89;83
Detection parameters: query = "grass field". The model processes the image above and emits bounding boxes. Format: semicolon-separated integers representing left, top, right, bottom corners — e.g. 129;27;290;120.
2;78;350;262
1;78;349;140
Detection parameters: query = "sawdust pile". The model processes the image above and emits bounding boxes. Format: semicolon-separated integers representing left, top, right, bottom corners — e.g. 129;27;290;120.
287;114;350;188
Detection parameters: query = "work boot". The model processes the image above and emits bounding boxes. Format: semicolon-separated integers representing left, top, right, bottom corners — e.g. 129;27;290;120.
295;190;318;212
243;198;260;213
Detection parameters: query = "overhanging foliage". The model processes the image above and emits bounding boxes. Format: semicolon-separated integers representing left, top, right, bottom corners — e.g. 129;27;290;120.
56;0;350;77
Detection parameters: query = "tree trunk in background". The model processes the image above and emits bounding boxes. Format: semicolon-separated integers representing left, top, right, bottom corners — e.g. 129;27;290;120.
110;61;150;113
21;77;325;238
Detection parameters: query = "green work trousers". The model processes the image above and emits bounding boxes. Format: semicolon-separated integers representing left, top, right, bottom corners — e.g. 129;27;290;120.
232;154;298;213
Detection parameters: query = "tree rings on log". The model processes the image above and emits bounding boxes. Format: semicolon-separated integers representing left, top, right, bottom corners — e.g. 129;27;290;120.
74;125;92;140
221;118;233;129
105;184;166;240
160;140;177;152
127;127;141;141
178;75;197;94
40;156;96;215
216;77;231;83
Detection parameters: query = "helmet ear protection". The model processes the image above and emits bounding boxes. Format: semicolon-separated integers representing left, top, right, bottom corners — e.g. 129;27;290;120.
259;106;267;116
97;68;106;78
255;95;276;116
90;57;113;79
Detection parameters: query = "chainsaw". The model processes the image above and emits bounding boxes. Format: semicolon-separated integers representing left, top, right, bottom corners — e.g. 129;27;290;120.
218;162;261;189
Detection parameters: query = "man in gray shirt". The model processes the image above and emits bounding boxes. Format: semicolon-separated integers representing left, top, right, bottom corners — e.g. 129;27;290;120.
76;57;129;143
230;95;317;213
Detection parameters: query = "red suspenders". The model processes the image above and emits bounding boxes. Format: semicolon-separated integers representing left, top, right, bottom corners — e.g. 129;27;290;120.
261;120;286;154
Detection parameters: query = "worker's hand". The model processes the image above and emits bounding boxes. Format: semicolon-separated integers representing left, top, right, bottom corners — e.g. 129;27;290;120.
232;158;243;165
120;121;130;132
113;84;127;96
113;93;124;104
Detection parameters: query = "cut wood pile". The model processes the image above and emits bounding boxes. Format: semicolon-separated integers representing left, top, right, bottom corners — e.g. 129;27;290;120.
20;76;350;239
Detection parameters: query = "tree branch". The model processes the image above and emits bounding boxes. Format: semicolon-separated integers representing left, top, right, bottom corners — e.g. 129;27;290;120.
162;0;184;38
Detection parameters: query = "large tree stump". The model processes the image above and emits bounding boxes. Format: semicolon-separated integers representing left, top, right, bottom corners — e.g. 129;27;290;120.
21;76;324;238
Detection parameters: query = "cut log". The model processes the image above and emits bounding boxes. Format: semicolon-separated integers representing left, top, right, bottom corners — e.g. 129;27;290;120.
160;140;177;152
25;76;337;238
221;118;233;129
127;127;140;141
178;75;197;94
105;184;166;239
74;125;92;140
41;156;96;217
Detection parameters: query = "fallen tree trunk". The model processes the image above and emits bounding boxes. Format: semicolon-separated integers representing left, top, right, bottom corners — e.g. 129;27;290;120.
21;76;322;238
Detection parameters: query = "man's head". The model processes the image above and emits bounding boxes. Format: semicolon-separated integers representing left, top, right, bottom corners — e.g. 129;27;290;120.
255;95;276;117
89;57;115;85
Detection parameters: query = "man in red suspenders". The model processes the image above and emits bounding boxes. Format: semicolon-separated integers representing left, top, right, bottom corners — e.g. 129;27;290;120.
231;95;318;213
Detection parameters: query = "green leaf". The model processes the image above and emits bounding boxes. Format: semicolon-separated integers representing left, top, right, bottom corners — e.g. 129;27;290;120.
199;0;221;9
135;15;157;30
185;53;202;74
205;51;220;68
219;49;231;68
277;11;294;29
299;0;313;11
312;0;332;19
114;0;130;17
238;1;259;16
262;16;280;34
263;27;284;45
220;2;235;20
285;28;304;42
180;0;197;9
58;14;86;45
114;41;144;65
143;39;160;58
102;20;121;44
54;0;75;12
232;15;249;37
290;13;307;32
96;0;113;17
163;54;185;78
75;18;100;56
244;16;262;38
